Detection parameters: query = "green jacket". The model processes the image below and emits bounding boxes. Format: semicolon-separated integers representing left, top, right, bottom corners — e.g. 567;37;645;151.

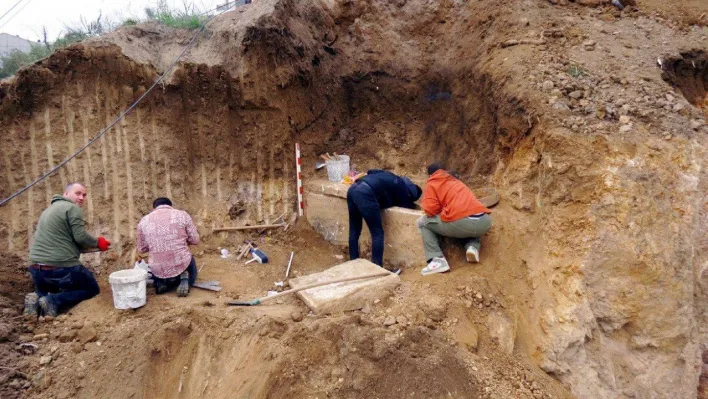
28;195;98;267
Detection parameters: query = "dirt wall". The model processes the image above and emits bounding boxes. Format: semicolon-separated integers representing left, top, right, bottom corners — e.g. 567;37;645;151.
1;0;707;398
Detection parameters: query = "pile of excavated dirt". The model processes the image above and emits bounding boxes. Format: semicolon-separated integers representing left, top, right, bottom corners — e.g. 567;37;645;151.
1;0;707;398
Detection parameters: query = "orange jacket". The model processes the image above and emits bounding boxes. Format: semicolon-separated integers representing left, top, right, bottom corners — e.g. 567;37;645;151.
421;170;491;222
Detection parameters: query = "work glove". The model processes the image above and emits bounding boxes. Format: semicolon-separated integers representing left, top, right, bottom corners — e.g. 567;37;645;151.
97;236;111;251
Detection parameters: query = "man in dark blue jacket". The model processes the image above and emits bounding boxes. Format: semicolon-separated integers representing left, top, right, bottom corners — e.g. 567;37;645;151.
347;169;422;267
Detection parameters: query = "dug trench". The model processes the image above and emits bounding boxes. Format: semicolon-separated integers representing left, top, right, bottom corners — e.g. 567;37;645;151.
0;0;707;398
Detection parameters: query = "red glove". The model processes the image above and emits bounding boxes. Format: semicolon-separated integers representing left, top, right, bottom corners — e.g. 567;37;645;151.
97;236;111;251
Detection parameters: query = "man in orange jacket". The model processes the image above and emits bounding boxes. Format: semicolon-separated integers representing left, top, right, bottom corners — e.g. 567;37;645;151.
418;163;492;275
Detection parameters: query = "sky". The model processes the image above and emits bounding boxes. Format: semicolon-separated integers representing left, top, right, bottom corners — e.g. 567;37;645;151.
0;0;227;42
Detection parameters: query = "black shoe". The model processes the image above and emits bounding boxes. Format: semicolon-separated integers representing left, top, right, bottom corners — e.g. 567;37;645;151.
176;272;189;297
23;293;39;317
38;296;58;317
155;280;169;295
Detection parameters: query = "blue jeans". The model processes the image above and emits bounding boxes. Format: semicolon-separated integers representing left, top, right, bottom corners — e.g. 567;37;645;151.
152;257;197;293
347;181;385;266
28;265;100;314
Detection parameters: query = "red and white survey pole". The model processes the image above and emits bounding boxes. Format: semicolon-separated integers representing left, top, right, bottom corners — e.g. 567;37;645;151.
295;143;304;216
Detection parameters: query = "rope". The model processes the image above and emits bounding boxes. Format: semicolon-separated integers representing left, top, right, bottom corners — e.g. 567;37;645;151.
0;4;239;207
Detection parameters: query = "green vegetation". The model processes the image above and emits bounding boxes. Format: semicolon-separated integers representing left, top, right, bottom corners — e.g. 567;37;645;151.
144;0;207;30
568;65;588;79
0;1;210;79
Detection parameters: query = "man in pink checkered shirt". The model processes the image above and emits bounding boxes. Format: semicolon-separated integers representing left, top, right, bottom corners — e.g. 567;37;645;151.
137;197;200;297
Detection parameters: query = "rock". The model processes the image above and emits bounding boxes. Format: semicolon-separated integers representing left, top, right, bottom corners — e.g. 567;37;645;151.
71;342;83;354
0;322;11;342
396;316;408;325
361;303;371;314
58;329;77;343
552;102;571;111
39;355;52;366
383;316;397;326
420;295;447;322
290;311;303;322
569;90;583;99
71;321;84;330
33;370;51;390
673;103;685;113
542;81;554;91
690;120;703;130
619;115;631;124
32;333;49;340
486;311;517;355
77;325;98;344
665;94;674;102
619;124;632;133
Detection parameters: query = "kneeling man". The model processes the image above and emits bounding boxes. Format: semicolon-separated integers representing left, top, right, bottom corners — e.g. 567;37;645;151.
27;183;109;317
137;198;200;297
418;164;492;275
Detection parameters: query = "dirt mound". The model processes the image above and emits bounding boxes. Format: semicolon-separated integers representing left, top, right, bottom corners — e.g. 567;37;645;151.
267;318;480;398
0;254;34;399
0;0;707;398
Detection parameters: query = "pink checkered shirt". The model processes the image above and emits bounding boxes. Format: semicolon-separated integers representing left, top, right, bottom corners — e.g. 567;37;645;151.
136;205;200;279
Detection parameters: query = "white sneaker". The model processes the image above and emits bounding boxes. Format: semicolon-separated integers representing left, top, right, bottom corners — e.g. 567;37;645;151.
421;257;450;276
466;247;479;263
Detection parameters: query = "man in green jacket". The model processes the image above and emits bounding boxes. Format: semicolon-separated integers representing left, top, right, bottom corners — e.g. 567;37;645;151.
25;183;111;317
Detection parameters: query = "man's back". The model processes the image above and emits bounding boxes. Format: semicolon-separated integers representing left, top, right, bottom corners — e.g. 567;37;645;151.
421;170;490;222
137;205;199;279
359;169;416;209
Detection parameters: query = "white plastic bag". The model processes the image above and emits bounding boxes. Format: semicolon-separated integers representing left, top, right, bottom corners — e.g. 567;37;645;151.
134;260;153;284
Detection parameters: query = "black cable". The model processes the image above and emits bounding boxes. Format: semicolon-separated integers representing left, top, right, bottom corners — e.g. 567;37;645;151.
0;3;238;207
0;0;26;24
0;0;34;31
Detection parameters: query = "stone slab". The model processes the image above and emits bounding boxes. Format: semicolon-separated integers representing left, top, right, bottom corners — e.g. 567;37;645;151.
306;192;426;267
305;179;498;267
289;259;400;314
306;180;350;199
306;179;500;207
306;192;368;246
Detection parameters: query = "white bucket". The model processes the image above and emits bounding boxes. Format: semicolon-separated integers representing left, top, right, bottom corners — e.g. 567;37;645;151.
325;155;350;182
109;269;148;310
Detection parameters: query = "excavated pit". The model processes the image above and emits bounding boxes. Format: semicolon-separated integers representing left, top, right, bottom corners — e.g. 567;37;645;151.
662;49;708;121
1;1;708;399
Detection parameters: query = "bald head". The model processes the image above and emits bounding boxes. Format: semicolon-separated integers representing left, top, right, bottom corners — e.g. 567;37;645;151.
64;183;87;207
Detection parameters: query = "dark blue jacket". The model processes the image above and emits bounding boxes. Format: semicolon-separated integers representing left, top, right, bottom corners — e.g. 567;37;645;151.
358;170;418;209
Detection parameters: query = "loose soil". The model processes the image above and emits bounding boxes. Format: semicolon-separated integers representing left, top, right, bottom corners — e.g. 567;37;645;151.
0;0;707;398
